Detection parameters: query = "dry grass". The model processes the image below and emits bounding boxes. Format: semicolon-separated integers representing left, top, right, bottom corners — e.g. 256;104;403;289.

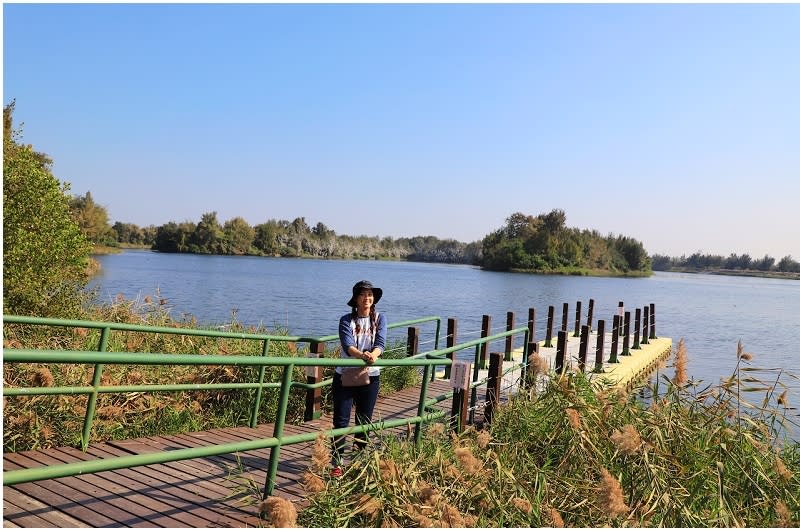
296;340;800;528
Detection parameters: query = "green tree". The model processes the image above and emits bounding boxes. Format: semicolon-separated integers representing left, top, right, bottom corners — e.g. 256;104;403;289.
3;102;92;317
222;217;255;255
69;191;114;244
253;220;284;255
191;212;224;254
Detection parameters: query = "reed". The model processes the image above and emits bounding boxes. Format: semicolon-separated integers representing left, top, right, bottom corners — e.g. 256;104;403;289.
294;341;799;527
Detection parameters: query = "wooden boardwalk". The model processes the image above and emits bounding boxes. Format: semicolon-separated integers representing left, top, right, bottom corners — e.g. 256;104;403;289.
3;380;456;528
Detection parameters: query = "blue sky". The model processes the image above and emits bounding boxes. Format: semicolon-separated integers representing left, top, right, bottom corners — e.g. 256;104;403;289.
4;3;799;259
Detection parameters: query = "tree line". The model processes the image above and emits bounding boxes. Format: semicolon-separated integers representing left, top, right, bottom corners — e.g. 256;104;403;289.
480;210;651;274
9;100;793;321
651;252;800;273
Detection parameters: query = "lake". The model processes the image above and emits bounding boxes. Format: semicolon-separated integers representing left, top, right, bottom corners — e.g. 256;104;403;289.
89;250;799;415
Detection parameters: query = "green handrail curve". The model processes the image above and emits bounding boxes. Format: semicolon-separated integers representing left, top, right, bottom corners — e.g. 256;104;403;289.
3;315;529;495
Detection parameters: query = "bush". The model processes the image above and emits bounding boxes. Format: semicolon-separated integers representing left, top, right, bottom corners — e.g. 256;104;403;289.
3;103;93;317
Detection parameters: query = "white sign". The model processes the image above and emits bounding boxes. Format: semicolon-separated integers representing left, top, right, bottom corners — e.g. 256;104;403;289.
306;350;320;378
451;361;472;390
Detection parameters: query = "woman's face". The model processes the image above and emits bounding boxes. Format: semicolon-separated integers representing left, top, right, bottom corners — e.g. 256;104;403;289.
355;289;374;314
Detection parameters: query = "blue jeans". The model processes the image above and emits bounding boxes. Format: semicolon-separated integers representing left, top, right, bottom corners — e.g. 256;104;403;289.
331;372;380;464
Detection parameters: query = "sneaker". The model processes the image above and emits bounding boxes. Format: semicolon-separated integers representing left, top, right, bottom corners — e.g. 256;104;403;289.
330;466;343;478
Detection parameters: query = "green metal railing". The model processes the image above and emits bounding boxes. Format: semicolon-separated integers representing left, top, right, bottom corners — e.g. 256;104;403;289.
3;314;442;448
3;314;529;496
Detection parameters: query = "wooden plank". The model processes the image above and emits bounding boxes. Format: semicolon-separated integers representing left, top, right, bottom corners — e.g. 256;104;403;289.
2;481;111;528
3;490;88;528
63;445;258;527
4;452;157;527
164;430;307;501
23;446;204;527
2;499;61;528
8;449;180;527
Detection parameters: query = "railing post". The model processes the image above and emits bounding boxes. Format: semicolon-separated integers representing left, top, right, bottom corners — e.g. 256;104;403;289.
304;342;325;422
594;319;606;370
578;325;589;372
82;326;111;451
264;363;295;497
573;301;582;337
407;326;420;357
555;330;567;375
527;307;536;348
414;363;432;445
484;352;503;424
609;315;620;364
642;306;650;345
479;315;491;370
544;305;555;348
444;318;458;379
622;311;632;356
561;302;569;332
525;342;540;389
504;312;515;361
649;303;657;339
524;308;536;388
251;338;272;427
633;308;642;349
617;301;624;336
587;298;595;333
471;315;491;425
450;362;471;434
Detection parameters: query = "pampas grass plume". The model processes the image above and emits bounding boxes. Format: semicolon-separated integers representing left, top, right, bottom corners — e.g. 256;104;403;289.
610;424;643;456
566;408;582;430
674;338;688;386
301;471;325;494
310;433;331;474
512;497;532;514
598;467;629;519
454;446;483;475
260;496;297;528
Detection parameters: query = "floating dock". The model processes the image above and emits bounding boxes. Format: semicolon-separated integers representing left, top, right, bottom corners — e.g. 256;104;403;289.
459;332;673;395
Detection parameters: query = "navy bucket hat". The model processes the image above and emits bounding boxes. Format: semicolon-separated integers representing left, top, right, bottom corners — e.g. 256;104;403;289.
347;280;383;307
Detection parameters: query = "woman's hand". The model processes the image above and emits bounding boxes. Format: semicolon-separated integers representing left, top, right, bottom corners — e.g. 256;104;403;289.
362;350;377;364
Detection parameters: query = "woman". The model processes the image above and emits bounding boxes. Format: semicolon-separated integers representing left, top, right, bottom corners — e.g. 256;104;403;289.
331;280;387;476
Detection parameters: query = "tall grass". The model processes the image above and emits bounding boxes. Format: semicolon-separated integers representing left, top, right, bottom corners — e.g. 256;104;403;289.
278;341;799;528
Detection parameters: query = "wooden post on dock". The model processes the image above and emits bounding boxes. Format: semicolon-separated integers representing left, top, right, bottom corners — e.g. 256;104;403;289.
545;305;555;348
555;330;567;375
578;325;589;372
407;326;419;357
484;352;503;424
649;303;657;339
594;319;606;370
561;302;569;332
573;301;582;337
444;318;458;379
622;311;632;355
479;315;491;370
609;315;620;363
618;301;625;336
524;308;537;389
633;308;642;349
504;311;515;361
587;298;595;333
304;341;325;421
642;306;650;345
450;362;471;434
